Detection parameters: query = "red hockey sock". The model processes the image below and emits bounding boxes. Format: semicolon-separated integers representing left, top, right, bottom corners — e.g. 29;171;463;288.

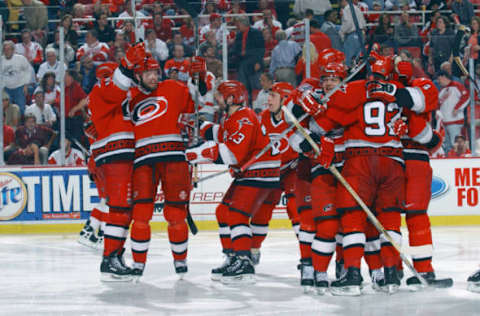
251;202;274;249
299;208;315;260
364;222;382;271
130;203;153;264
103;208;131;257
164;205;188;261
216;202;231;251
312;219;338;272
406;213;434;273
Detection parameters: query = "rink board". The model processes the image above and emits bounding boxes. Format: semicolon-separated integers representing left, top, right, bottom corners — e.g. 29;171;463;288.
0;158;479;233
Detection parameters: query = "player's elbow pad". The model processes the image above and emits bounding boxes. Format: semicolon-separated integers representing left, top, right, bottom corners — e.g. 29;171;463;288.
119;64;135;80
198;79;207;96
292;103;306;119
395;88;414;110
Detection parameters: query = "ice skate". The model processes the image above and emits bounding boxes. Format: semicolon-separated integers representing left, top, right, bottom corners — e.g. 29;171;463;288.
78;220;101;250
130;262;145;283
299;259;314;293
384;266;400;294
467;269;480;293
100;250;133;282
211;251;234;281
221;255;255;285
370;269;386;292
251;248;261;266
407;271;453;291
330;267;362;296
314;271;329;295
174;260;188;279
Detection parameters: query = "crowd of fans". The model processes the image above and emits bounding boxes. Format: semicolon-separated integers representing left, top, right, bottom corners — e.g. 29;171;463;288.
0;0;479;166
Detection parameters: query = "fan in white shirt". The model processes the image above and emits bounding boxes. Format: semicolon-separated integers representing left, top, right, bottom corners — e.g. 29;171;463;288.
48;138;85;166
36;48;67;82
252;9;282;31
24;87;57;127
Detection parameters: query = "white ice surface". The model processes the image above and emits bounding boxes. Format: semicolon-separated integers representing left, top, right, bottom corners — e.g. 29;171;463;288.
1;227;480;316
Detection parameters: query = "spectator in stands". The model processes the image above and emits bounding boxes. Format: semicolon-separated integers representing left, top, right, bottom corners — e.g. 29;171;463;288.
71;3;92;32
48;138;85;166
394;10;421;48
200;31;221;59
285;12;310;44
60;14;79;50
339;0;367;66
429;16;455;74
145;28;169;64
227;0;246;26
164;45;191;83
200;13;223;43
76;30;110;67
293;0;332;25
469;16;480;65
95;12;116;47
1;41;33;113
2;91;20;130
117;0;147;41
21;0;48;46
3;114;15;149
452;0;475;26
46;30;75;65
64;70;87;142
321;9;343;51
168;32;194;58
25;87;57;128
253;0;278;24
252;72;273;114
412;57;428;78
437;70;470;153
149;12;173;42
167;67;179;81
309;20;332;54
8;113;56;165
269;30;301;87
79;56;97;94
180;16;196;47
204;45;223;79
108;32;130;61
233;16;265;100
113;48;126;64
447;135;472;157
296;40;321;80
121;21;137;45
253;9;283;34
199;1;218;27
40;73;60;109
15;29;43;71
373;14;395;48
36;48;65;83
263;27;278;67
439;61;462;83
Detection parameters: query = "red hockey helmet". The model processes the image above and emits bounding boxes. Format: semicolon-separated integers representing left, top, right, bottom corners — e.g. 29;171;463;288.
134;55;160;74
321;62;347;79
371;55;394;78
96;62;118;80
217;80;247;105
318;48;345;70
270;82;294;99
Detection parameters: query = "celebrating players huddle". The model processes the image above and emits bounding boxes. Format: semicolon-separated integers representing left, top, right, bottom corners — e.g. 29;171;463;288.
78;42;480;295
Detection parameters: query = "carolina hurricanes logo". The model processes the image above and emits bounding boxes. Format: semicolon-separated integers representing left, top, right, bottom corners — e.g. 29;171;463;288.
132;96;168;126
269;133;289;156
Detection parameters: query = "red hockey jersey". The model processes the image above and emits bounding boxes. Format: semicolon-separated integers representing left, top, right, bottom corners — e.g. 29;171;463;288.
127;79;195;167
211;107;280;188
260;109;298;173
88;70;134;166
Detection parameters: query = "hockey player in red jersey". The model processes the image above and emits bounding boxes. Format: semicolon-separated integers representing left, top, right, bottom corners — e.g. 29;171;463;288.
386;60;453;289
249;82;300;265
289;62;347;295
297;55;406;295
78;63;118;251
186;80;281;284
88;47;142;281
115;49;206;281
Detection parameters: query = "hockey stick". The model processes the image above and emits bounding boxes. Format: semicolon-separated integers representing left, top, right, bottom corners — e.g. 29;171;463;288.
347;0;372;77
281;105;430;288
194;61;368;184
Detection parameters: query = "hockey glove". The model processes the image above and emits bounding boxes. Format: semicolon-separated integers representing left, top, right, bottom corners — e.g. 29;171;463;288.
296;89;327;117
84;120;98;141
318;136;335;168
121;42;146;70
185;141;219;164
392;117;409;137
190;56;207;81
366;80;397;103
